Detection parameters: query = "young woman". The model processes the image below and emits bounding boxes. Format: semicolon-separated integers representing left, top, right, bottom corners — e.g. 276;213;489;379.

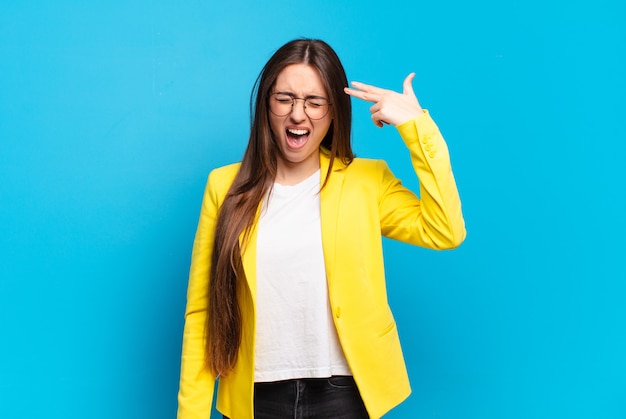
177;39;465;419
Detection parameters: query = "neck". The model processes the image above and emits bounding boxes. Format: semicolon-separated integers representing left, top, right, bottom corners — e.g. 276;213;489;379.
275;153;320;186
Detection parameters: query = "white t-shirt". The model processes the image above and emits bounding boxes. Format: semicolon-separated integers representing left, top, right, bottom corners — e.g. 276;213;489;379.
254;169;351;382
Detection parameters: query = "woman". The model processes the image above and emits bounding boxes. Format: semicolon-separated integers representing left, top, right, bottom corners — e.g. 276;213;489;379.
178;39;465;419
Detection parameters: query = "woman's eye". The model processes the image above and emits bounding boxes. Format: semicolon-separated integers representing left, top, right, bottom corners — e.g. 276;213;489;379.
276;98;292;104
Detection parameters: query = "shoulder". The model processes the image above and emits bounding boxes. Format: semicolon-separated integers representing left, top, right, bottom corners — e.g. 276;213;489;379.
209;162;241;180
206;162;241;196
344;157;390;176
335;158;394;194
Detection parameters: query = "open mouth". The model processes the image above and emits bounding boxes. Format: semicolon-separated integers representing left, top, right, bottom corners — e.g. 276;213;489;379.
285;128;310;149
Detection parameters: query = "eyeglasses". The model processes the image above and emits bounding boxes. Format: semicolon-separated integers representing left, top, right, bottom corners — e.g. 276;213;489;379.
269;93;332;120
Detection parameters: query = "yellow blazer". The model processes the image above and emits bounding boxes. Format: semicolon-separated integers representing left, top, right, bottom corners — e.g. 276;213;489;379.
177;111;466;419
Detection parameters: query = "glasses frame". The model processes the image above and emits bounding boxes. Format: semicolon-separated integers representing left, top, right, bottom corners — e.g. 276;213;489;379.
268;92;332;120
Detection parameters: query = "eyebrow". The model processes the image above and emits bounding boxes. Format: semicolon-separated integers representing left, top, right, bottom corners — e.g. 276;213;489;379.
273;91;329;100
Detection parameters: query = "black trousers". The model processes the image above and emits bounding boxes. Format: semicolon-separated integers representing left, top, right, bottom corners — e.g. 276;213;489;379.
224;376;369;419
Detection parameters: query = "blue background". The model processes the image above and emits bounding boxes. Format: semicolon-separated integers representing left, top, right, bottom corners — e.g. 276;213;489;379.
1;1;625;418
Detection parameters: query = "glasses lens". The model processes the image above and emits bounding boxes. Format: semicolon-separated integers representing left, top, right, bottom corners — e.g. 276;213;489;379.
304;98;329;120
270;94;293;117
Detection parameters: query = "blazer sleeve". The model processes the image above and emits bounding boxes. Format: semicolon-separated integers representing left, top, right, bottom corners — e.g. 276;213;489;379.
177;172;220;419
378;110;466;249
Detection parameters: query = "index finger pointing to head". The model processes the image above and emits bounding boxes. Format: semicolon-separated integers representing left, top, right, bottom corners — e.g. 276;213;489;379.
344;86;380;103
351;81;388;95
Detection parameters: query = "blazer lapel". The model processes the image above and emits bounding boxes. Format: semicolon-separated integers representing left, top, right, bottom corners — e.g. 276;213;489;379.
240;206;261;307
320;150;346;286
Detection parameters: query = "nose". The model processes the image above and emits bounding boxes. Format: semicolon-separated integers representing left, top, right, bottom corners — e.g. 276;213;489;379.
289;98;307;121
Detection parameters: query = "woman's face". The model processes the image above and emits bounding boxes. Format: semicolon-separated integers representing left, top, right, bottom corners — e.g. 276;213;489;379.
269;63;332;182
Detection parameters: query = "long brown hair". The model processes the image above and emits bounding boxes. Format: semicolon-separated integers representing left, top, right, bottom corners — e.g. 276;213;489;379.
206;39;354;376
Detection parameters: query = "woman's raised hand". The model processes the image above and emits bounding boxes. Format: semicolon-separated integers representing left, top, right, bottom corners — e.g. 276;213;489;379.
344;73;423;128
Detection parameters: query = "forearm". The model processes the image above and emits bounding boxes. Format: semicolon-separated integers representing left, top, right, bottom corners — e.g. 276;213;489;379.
396;111;466;248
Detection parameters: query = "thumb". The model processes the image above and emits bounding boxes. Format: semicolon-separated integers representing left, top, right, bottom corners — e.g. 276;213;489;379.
403;72;416;97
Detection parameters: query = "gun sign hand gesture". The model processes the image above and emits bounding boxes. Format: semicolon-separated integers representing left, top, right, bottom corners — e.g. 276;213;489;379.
344;73;423;128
